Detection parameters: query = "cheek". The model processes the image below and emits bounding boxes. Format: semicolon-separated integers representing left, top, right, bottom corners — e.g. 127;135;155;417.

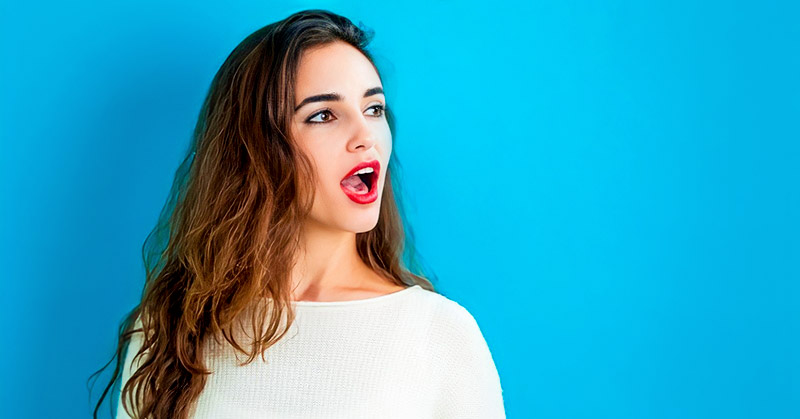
381;127;393;155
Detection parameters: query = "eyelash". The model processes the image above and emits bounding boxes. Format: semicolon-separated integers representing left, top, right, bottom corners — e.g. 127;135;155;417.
305;104;387;125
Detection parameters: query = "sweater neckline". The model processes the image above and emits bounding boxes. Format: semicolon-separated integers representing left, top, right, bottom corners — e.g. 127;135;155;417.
288;284;422;307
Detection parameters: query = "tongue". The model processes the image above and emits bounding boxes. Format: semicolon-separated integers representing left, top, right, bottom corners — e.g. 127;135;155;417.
341;175;368;194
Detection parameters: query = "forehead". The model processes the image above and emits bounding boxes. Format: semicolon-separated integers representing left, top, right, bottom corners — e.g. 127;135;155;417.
294;41;382;98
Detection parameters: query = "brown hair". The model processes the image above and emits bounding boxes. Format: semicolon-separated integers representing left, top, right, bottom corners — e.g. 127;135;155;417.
88;9;438;418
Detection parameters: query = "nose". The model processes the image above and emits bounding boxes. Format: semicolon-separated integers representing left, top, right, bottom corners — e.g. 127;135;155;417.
346;112;377;152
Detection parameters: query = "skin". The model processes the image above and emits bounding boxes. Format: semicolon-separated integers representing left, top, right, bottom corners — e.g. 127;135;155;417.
287;40;405;302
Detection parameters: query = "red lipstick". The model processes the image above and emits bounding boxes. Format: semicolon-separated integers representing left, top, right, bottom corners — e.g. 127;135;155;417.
340;159;380;204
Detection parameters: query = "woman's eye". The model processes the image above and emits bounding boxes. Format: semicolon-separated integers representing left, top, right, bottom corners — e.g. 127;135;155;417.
305;105;386;125
306;110;335;124
367;104;385;117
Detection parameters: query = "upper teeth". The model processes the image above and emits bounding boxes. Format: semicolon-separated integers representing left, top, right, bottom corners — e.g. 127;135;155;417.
354;167;374;175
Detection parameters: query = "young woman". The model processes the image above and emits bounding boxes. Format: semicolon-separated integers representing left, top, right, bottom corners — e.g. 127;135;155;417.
92;9;505;419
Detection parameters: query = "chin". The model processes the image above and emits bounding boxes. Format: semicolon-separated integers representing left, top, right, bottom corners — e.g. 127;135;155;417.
312;189;383;232
344;214;381;234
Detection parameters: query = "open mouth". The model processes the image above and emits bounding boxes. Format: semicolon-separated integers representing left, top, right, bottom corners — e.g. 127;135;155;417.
359;171;377;192
341;169;376;194
340;160;380;203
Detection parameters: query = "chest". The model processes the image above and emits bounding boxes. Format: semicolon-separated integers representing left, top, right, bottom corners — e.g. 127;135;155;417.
189;317;438;418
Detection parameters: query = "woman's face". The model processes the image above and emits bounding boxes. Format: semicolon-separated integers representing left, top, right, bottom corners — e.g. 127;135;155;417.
290;41;392;233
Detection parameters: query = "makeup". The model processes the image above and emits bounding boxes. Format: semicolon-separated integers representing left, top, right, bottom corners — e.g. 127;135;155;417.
340;159;380;204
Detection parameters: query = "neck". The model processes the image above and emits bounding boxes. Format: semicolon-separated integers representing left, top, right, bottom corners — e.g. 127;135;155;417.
290;218;371;301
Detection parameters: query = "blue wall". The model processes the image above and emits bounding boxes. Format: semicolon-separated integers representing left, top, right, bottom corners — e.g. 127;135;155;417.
1;1;797;418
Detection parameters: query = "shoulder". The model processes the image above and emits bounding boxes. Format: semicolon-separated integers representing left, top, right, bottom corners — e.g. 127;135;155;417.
411;287;488;344
120;312;154;383
413;287;506;417
415;289;495;361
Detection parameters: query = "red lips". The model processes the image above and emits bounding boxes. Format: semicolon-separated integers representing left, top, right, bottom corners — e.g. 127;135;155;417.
340;159;380;204
341;159;380;182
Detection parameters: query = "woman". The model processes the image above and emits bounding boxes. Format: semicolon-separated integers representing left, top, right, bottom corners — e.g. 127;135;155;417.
91;9;505;419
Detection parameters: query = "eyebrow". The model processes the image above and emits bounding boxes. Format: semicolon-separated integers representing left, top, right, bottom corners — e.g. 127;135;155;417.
294;86;384;112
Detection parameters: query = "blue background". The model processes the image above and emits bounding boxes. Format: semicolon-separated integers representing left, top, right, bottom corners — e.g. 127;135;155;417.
1;1;797;418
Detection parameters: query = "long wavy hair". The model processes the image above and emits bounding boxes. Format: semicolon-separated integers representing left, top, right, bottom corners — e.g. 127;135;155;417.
88;9;438;419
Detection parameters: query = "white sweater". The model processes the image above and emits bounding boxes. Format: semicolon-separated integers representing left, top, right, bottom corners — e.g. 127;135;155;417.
116;284;506;418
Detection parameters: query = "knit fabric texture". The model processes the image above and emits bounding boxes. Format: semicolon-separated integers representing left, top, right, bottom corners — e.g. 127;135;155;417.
115;284;505;418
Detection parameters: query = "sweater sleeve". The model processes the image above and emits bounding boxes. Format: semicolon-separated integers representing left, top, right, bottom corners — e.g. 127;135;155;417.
431;301;506;418
116;317;145;419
